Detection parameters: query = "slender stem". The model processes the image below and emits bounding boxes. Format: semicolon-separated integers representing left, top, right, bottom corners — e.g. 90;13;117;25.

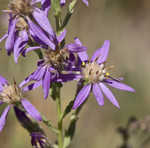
56;87;63;148
42;116;59;134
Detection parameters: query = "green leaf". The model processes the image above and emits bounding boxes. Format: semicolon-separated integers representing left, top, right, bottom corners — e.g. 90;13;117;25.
61;100;74;120
63;115;77;148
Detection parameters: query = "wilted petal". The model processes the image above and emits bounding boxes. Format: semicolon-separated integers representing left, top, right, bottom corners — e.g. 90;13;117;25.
73;84;91;109
57;29;66;43
23;81;42;92
32;8;55;38
42;68;51;99
93;83;104;106
106;79;135;92
27;18;55;49
0;33;8;43
99;83;120;108
82;0;89;6
21;98;42;121
5;18;17;55
0;105;11;132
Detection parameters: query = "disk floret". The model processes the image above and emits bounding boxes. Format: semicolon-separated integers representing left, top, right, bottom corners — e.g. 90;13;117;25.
82;62;106;83
0;83;22;104
43;48;70;71
8;0;33;16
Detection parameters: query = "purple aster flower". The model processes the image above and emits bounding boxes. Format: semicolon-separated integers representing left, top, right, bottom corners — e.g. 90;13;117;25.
0;0;54;60
20;36;87;99
0;75;42;132
73;40;135;109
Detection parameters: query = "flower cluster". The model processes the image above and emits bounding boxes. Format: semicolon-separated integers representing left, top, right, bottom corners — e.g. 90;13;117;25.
0;0;135;147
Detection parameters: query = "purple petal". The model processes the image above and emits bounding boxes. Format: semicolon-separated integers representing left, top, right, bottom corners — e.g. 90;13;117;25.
91;40;110;64
42;68;51;99
41;0;51;16
78;51;89;62
23;81;42;92
19;75;32;88
24;46;41;55
97;40;110;64
0;105;11;132
0;101;3;105
60;0;66;6
5;18;17;55
106;79;135;92
57;74;82;82
13;30;28;63
27;17;55;50
82;0;89;6
99;83;120;108
0;75;8;86
67;43;87;53
21;98;42;121
32;8;55;38
31;0;41;4
0;33;8;43
93;83;104;106
74;38;88;61
73;84;91;109
32;67;46;81
57;29;66;43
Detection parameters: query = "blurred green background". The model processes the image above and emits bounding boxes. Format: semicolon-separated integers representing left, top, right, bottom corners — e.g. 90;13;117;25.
0;0;149;147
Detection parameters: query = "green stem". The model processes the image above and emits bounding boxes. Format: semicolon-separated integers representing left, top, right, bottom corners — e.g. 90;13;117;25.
42;116;59;134
60;0;77;30
56;87;63;148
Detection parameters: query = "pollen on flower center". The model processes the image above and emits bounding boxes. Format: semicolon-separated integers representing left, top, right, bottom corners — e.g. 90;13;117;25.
9;0;33;16
0;84;22;104
44;49;70;71
81;62;106;83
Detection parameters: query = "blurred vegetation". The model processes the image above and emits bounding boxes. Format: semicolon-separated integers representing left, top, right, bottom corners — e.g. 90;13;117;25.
0;0;150;148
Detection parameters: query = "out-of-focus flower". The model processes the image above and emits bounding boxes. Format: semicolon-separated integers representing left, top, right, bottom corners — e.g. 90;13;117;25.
14;106;51;148
0;0;54;62
73;40;135;109
60;0;89;6
20;36;86;99
0;75;42;132
31;132;50;148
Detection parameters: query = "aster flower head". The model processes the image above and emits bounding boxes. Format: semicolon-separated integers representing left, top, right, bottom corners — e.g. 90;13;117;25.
73;40;135;109
0;75;42;132
20;37;87;99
